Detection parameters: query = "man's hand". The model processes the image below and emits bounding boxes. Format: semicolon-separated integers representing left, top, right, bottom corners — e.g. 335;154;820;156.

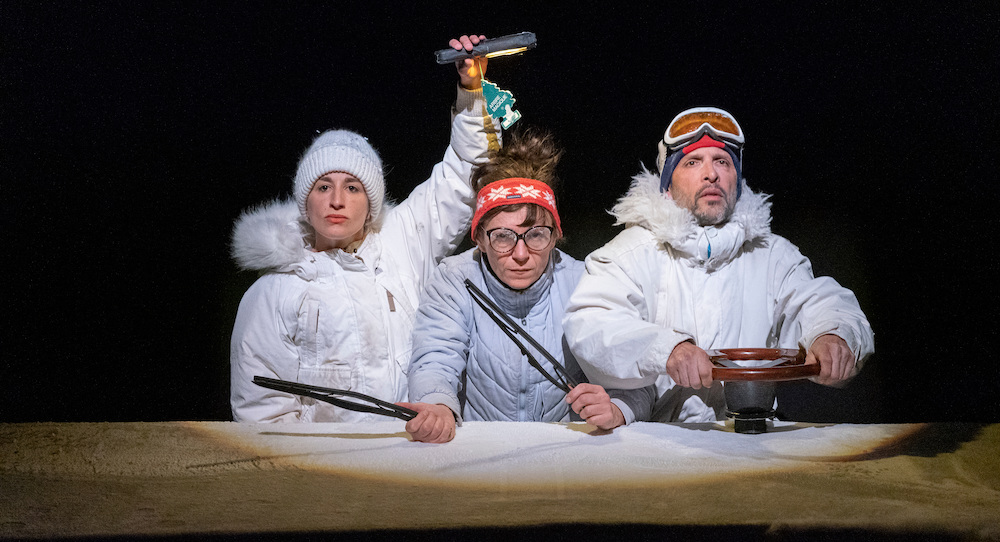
666;340;714;389
449;34;487;90
806;334;856;386
397;402;456;443
566;383;626;430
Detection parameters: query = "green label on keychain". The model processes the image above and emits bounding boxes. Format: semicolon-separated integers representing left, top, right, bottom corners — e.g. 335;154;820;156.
481;79;521;129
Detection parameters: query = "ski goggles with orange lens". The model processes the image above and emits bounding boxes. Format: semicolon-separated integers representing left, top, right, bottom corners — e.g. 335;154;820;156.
662;107;744;158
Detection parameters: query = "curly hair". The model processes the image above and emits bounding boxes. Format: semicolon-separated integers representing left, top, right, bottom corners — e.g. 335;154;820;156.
471;126;564;237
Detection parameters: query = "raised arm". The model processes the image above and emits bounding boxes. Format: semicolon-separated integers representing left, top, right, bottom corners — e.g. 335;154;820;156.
382;35;502;286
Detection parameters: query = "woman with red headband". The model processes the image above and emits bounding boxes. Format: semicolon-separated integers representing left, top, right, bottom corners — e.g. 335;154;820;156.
400;129;654;443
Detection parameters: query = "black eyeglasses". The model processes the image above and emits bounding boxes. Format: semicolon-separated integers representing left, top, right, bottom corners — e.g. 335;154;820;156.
485;226;554;253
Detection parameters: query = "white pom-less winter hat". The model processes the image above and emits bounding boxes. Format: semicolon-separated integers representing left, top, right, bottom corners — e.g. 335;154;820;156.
293;130;385;224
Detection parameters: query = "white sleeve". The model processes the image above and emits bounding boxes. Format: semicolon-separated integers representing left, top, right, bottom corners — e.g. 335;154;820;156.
230;275;305;422
382;86;501;287
563;230;690;390
768;238;875;371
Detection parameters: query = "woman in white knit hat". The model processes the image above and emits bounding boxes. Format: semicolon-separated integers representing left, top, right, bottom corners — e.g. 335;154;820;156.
229;35;501;422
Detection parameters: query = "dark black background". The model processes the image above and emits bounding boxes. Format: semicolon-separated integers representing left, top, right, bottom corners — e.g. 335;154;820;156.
4;3;998;423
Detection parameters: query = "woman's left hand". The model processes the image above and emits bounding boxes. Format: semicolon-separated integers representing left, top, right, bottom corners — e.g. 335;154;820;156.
566;383;626;430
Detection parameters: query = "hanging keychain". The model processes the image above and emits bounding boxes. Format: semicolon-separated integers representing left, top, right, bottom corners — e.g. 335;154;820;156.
478;59;522;129
435;32;536;130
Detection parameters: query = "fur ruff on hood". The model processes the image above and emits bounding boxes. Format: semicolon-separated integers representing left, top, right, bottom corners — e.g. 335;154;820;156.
231;198;399;272
231;199;307;272
609;167;773;251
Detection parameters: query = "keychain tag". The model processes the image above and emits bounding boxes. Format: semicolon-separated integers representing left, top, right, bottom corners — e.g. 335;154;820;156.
481;79;521;129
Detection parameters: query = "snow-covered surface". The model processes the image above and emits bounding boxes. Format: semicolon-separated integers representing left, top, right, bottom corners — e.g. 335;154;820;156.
1;420;926;484
191;420;925;486
2;421;999;539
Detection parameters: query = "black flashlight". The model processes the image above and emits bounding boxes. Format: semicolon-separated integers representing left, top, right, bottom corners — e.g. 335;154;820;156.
434;32;537;64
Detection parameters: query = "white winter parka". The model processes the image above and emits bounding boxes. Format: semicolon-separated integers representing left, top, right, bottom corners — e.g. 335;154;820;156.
229;88;500;422
563;169;875;422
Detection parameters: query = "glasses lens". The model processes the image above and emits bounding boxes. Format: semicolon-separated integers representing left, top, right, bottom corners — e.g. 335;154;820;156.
668;111;741;139
487;227;553;253
524;227;552;250
489;229;517;252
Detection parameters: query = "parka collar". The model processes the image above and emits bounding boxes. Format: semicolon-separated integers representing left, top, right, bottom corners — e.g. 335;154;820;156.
609;168;773;269
230;198;381;279
477;249;558;320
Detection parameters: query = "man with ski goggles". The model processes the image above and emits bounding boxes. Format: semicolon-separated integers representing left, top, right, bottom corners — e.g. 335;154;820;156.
563;107;874;423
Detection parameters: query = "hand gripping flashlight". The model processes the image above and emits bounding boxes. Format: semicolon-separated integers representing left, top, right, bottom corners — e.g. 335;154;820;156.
434;32;537;64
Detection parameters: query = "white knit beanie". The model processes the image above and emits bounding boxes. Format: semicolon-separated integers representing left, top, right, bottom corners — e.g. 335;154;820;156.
293;129;385;224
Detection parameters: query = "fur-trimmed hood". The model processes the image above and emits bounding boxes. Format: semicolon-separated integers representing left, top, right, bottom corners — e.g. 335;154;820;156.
609;168;773;268
231;199;310;272
230;197;400;273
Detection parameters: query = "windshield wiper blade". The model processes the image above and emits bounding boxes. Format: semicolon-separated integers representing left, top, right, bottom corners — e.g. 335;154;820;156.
464;279;577;393
252;376;417;421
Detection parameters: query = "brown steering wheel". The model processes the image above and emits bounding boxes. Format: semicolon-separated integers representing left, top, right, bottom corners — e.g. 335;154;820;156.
708;348;819;382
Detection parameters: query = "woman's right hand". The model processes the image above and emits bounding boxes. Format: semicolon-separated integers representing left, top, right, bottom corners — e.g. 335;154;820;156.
397;402;457;443
450;34;487;90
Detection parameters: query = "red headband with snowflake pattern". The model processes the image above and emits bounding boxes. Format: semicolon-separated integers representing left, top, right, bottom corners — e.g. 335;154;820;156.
471;178;561;237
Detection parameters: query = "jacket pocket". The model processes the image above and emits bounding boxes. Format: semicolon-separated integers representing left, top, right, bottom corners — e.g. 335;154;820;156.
297;297;355;390
297;365;353;391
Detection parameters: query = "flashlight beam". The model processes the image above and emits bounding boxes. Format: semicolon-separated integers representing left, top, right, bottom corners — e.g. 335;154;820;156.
435;32;537;64
485;47;529;59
